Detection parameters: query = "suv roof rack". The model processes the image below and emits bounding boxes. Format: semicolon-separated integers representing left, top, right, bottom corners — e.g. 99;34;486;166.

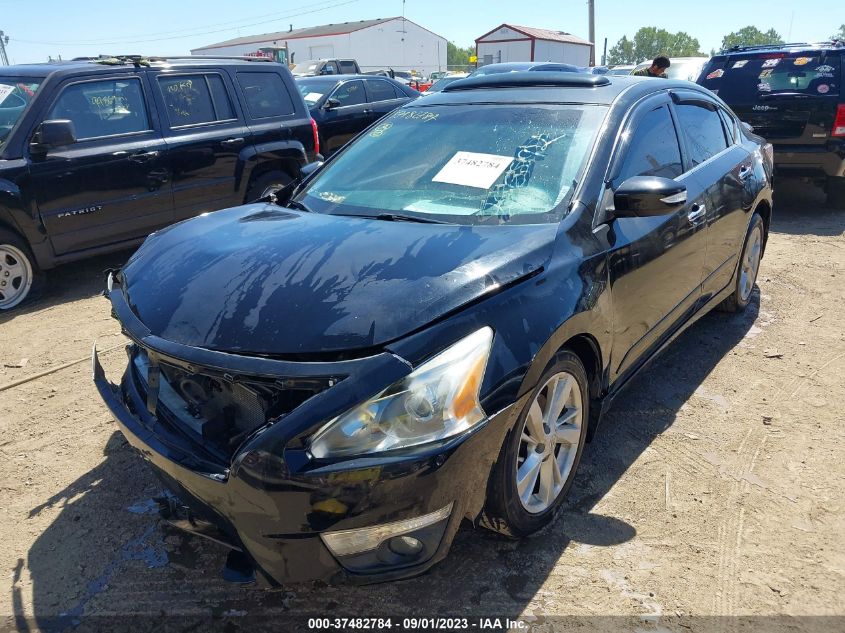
443;72;610;92
146;55;275;63
71;54;275;65
721;41;844;54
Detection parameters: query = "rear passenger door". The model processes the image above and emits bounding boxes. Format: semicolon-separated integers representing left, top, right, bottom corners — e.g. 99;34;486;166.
671;93;752;299
362;78;411;126
29;73;172;255
152;70;249;220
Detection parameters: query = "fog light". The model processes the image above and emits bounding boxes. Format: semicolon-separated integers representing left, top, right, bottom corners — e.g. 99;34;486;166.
388;535;424;557
320;502;453;557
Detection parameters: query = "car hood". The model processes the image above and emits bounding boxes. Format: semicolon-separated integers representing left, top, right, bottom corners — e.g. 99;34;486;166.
121;204;557;356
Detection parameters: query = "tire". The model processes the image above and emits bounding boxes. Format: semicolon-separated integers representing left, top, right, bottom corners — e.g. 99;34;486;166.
245;171;292;204
826;176;845;209
718;213;764;313
479;350;589;538
0;228;42;311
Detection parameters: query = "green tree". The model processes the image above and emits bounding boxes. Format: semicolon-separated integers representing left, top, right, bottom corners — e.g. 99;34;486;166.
720;26;784;51
607;35;635;65
607;28;704;65
447;41;474;67
832;24;845;41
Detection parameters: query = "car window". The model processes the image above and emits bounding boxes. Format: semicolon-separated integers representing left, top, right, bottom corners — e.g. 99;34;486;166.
699;52;842;100
616;105;683;184
330;80;365;107
0;77;43;148
676;103;729;167
718;108;738;144
338;61;357;74
157;75;231;127
236;72;295;118
296;79;331;106
365;79;398;102
48;78;149;140
299;103;608;225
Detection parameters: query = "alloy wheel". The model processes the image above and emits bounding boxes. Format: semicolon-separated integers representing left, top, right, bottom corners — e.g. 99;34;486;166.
0;244;33;310
515;371;584;513
740;223;763;302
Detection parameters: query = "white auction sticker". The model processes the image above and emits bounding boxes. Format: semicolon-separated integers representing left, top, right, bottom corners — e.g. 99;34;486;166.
303;92;324;103
432;151;513;189
0;84;16;105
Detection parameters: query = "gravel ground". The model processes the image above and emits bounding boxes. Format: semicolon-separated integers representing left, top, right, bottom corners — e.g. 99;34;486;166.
0;182;843;632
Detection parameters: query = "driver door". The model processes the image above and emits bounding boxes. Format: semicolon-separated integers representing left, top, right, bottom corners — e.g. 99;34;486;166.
605;96;709;383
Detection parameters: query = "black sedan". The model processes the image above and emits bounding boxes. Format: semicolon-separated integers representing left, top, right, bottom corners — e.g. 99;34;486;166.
295;74;418;156
94;72;773;586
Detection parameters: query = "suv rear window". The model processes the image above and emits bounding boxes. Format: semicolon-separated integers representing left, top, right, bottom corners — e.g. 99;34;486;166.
338;61;358;74
700;52;841;102
237;72;295;118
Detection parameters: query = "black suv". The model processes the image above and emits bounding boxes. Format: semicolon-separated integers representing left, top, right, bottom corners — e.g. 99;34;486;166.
0;55;318;310
697;41;845;207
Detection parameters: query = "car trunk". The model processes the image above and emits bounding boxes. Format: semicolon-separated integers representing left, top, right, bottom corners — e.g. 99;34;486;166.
698;51;843;146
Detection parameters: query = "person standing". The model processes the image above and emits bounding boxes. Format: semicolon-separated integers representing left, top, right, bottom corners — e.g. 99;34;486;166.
633;56;671;78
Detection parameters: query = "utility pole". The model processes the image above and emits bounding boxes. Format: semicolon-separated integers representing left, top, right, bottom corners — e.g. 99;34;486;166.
0;31;10;66
587;0;595;66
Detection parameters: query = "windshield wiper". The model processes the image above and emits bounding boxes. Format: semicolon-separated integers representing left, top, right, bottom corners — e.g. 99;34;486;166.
285;200;312;212
355;212;450;224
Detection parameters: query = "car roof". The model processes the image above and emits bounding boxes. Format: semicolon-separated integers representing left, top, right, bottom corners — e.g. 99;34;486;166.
294;74;392;82
409;73;709;107
0;57;281;80
716;42;844;56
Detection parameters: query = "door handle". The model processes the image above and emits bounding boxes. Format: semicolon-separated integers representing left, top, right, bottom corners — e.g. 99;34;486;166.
738;165;752;180
111;150;129;157
688;203;707;224
128;150;160;163
221;137;245;147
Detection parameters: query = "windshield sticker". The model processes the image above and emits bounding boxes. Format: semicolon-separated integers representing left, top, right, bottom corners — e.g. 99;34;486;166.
793;57;812;66
0;84;15;105
303;92;323;102
817;84;830;94
369;122;393;138
732;60;749;69
392;110;439;122
318;191;346;203
816;72;835;78
432;151;514;189
758;82;772;92
706;69;725;80
758;69;774;79
762;58;780;68
816;65;835;73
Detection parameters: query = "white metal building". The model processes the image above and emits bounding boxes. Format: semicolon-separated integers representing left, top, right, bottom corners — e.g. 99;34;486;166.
191;17;447;75
475;24;593;67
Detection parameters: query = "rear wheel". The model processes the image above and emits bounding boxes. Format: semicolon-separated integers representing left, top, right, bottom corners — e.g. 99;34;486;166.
718;213;764;313
826;176;845;209
245;171;292;204
0;229;42;311
479;351;589;537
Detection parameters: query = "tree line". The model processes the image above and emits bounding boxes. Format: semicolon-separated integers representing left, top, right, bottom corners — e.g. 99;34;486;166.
607;24;845;65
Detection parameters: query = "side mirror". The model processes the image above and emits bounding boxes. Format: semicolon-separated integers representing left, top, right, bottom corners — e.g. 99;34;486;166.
613;176;687;218
323;98;341;110
33;119;77;149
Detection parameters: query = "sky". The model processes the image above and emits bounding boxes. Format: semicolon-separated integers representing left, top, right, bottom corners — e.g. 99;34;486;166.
3;0;843;65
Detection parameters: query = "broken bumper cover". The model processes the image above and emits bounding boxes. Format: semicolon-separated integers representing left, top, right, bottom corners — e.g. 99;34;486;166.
93;344;517;585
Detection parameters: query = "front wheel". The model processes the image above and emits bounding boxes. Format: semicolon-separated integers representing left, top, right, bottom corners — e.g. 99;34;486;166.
479;351;589;537
0;228;42;311
718;213;764;313
245;171;292;204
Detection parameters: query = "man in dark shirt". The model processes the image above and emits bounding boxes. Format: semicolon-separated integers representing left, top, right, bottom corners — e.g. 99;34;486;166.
633;56;671;78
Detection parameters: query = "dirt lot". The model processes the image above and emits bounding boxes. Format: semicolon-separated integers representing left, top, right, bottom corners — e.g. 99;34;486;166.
0;182;843;632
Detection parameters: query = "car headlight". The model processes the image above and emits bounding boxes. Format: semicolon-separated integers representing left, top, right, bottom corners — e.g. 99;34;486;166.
309;327;493;458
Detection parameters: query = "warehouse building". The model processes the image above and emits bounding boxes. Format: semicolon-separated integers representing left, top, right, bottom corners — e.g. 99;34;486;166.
475;24;593;67
191;17;447;75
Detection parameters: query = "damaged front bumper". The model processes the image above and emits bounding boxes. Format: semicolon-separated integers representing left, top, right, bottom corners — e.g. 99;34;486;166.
92;288;517;585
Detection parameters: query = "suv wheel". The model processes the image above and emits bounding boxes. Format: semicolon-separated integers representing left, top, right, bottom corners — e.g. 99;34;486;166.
827;176;845;209
0;228;42;311
479;351;589;537
246;171;292;204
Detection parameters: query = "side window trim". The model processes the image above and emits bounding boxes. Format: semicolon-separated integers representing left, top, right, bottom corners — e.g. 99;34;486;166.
364;79;399;103
669;100;733;173
40;74;154;144
155;72;239;130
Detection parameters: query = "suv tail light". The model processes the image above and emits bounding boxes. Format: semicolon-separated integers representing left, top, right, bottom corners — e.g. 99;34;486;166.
833;104;845;138
310;118;320;156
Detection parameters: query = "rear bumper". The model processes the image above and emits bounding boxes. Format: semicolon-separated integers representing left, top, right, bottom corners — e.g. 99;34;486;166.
772;144;845;178
93;345;517;585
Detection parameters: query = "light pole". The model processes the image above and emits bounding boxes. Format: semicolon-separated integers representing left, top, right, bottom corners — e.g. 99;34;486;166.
587;0;595;66
0;31;9;66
